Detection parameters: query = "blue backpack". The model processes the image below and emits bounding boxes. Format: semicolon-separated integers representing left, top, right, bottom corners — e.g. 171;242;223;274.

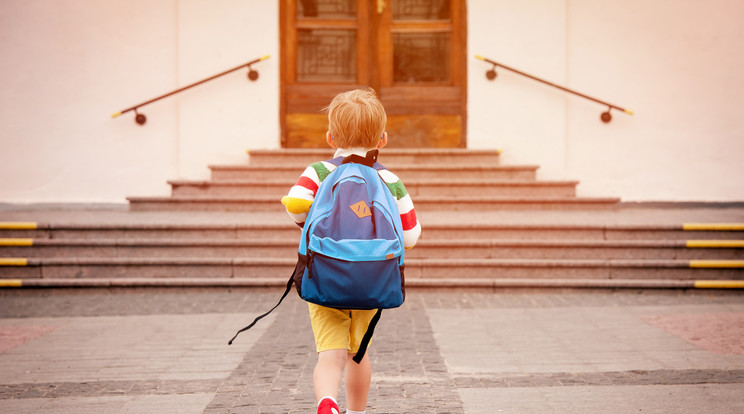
229;150;405;363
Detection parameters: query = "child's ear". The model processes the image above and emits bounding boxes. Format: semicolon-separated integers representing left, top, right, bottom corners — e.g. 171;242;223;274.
326;131;337;148
376;132;388;149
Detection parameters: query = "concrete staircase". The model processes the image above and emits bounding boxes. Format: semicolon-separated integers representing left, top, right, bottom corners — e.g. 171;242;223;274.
127;149;620;211
1;149;743;288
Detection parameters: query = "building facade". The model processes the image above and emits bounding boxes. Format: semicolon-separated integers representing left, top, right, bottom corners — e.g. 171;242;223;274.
1;0;743;203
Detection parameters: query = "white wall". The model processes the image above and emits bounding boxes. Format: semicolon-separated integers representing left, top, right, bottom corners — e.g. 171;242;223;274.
0;0;279;203
469;0;744;201
564;0;744;201
468;0;568;180
2;1;742;203
177;0;279;181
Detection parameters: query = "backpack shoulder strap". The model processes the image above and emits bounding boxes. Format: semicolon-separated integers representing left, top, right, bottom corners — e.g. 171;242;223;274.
325;156;344;167
326;150;385;171
342;149;379;167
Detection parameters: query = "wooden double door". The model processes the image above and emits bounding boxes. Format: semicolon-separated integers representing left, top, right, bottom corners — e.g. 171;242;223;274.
281;0;467;148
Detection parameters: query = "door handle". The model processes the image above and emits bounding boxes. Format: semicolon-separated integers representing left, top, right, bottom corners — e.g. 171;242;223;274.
377;0;385;14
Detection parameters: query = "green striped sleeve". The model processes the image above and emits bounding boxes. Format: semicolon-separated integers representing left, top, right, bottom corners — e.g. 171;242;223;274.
378;169;408;200
311;162;334;183
385;179;408;200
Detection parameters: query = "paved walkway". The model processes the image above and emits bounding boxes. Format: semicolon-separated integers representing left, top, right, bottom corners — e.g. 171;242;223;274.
0;287;743;413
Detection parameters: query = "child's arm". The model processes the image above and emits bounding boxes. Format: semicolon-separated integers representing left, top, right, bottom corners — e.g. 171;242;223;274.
281;165;321;227
378;170;422;249
398;195;421;250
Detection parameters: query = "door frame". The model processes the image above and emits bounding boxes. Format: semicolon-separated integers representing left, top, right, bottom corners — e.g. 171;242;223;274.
279;0;467;148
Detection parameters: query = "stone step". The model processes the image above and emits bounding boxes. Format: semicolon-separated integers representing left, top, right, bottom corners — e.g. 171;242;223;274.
0;223;300;240
127;195;620;212
3;223;742;241
0;239;296;259
7;277;728;289
411;239;744;260
2;238;742;260
245;148;504;166
168;179;579;198
423;224;744;241
3;257;742;280
209;164;539;181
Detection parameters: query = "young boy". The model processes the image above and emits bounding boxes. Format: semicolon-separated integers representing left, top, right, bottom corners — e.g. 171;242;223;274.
281;88;422;414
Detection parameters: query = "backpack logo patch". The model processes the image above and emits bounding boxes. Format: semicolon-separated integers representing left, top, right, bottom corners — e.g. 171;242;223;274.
350;200;372;219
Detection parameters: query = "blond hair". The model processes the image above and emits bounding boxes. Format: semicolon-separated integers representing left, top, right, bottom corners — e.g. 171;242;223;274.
326;88;387;149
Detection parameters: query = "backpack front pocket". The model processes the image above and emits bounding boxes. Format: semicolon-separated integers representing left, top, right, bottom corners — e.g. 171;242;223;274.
308;235;402;262
301;252;404;309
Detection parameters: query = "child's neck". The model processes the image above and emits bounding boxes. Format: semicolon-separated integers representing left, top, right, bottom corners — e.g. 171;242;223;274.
333;148;375;158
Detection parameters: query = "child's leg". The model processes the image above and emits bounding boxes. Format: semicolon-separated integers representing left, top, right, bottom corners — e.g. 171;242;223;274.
314;349;348;404
344;308;377;413
309;303;352;405
345;352;371;412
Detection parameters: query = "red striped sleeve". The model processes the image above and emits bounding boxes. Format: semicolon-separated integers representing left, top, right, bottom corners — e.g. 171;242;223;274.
295;176;319;194
400;209;418;231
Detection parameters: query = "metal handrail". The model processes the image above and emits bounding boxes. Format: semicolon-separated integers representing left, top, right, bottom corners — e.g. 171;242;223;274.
475;55;633;123
112;55;270;125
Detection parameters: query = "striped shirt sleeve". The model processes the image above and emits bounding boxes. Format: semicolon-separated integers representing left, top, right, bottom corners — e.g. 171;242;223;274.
378;169;422;249
281;161;337;226
281;164;322;225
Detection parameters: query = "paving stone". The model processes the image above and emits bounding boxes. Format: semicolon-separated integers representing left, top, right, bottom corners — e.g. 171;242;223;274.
1;288;743;413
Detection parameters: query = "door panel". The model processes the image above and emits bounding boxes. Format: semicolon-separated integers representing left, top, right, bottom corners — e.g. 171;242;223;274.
392;32;451;83
284;84;366;148
296;29;358;83
380;86;461;114
281;0;466;148
387;114;461;147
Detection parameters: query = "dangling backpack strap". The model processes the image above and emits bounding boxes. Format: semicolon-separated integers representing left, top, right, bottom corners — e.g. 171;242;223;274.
228;273;295;345
229;253;308;345
352;308;383;364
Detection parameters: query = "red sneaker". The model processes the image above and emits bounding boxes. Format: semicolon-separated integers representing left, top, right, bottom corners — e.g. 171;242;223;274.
317;397;340;414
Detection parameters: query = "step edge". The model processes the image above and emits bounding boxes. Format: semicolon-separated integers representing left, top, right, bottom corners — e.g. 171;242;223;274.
246;148;504;155
169;179;580;187
7;223;742;232
209;164;539;171
128;195;621;203
16;239;742;248
6;277;736;290
11;258;743;268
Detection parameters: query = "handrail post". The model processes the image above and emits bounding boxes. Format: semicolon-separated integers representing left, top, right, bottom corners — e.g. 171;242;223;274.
112;55;270;126
475;55;633;123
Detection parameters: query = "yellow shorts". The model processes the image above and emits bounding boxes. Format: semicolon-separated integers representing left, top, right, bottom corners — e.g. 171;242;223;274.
308;303;378;354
